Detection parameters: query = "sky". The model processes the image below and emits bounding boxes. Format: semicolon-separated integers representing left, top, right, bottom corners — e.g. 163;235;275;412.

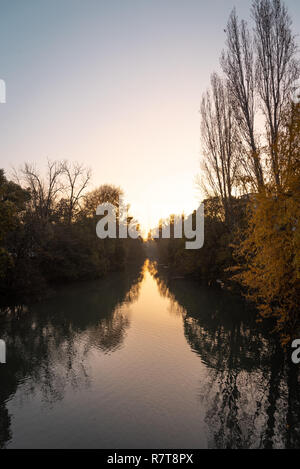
0;0;299;234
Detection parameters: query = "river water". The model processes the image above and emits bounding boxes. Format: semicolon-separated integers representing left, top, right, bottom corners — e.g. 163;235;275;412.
0;260;299;449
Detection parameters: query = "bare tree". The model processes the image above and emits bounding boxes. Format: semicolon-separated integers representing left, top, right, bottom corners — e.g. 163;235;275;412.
17;160;63;220
221;9;265;189
253;0;300;188
200;73;240;224
61;161;91;224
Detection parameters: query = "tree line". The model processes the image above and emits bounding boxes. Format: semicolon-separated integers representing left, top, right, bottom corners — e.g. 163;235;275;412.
154;0;300;344
0;160;144;303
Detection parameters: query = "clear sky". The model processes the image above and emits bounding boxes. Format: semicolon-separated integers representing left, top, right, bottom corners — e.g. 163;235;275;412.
0;0;299;233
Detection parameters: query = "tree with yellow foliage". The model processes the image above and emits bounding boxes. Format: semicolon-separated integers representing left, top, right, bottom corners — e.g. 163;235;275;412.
234;103;300;344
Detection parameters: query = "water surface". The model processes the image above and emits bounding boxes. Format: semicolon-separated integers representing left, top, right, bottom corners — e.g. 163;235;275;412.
0;260;299;449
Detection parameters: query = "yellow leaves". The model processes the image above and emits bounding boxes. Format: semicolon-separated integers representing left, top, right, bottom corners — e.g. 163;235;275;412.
233;105;300;343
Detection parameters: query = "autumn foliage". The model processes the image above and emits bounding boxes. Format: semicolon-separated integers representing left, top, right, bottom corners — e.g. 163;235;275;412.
234;104;300;343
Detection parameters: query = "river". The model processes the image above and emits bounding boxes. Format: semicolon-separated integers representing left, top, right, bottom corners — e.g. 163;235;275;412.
0;260;299;449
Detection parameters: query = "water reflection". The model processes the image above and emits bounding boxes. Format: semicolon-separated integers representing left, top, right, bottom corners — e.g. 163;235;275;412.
1;261;300;449
150;262;300;449
0;264;144;449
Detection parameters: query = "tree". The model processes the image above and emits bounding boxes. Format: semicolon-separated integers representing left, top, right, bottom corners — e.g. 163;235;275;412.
253;0;299;188
233;103;300;343
61;161;91;224
82;184;123;218
221;9;264;189
16;160;63;221
0;170;30;285
200;73;240;224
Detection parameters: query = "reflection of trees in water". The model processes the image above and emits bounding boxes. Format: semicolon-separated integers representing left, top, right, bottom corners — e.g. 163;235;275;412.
150;262;300;449
0;263;144;448
0;403;10;450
